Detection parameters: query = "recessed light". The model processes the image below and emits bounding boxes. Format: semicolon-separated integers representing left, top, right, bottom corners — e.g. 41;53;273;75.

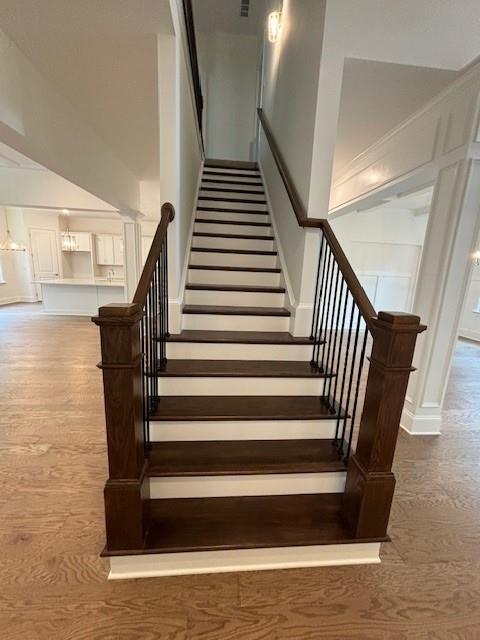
62;209;69;214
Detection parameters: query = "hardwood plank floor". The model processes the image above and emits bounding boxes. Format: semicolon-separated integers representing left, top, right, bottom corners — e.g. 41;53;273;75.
1;304;480;638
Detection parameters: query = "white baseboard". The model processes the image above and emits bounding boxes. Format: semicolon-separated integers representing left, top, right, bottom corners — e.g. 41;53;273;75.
400;405;442;436
0;295;37;306
459;329;480;342
108;542;381;579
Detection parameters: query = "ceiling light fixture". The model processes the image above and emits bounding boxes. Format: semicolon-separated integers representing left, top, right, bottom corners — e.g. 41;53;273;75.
0;225;26;251
473;250;480;267
268;11;282;43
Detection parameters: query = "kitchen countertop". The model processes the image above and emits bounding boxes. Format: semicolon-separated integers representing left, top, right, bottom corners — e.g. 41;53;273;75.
34;278;125;287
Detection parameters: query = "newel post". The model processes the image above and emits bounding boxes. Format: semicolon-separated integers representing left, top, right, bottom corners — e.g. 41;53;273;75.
342;311;426;539
92;303;149;551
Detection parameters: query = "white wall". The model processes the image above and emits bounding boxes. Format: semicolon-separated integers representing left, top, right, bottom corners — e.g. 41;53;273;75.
200;32;259;161
333;59;457;180
262;0;326;206
0;207;36;305
459;250;480;341
259;0;327;322
331;207;429;312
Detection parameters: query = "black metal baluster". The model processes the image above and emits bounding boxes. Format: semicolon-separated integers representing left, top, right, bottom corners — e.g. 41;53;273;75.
164;235;170;339
320;249;336;371
323;262;341;394
312;240;329;366
334;292;356;447
330;279;349;412
339;309;362;458
310;234;325;341
313;246;332;368
345;328;369;461
325;276;346;403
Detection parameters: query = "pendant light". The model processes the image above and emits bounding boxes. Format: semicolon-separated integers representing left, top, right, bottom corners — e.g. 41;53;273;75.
0;224;26;251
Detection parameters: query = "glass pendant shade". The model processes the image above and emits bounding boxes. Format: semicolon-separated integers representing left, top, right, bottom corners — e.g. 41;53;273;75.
0;228;26;251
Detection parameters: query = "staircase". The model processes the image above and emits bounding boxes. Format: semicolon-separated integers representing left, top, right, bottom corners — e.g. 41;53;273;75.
93;159;424;580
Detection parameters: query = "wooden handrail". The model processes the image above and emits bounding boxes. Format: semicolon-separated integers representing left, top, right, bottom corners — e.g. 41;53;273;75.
257;108;377;328
182;0;204;147
133;203;175;306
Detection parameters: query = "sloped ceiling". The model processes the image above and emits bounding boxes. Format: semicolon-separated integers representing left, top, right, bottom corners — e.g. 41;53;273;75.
0;0;173;181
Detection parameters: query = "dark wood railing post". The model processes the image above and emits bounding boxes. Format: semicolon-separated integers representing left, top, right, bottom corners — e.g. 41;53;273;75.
342;311;426;539
92;303;149;551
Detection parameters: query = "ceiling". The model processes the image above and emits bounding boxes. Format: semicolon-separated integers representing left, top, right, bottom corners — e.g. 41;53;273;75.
0;0;173;181
192;0;266;36
0;142;45;171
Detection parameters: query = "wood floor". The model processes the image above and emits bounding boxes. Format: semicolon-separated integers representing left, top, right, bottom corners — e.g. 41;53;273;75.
1;305;480;639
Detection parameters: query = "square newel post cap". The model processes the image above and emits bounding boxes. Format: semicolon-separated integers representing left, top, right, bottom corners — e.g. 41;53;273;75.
91;303;143;326
375;311;427;334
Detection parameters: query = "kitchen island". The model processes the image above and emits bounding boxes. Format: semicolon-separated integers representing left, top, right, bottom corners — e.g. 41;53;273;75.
35;278;126;316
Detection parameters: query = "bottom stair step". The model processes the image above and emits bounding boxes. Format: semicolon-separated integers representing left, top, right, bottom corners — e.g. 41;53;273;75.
105;494;387;558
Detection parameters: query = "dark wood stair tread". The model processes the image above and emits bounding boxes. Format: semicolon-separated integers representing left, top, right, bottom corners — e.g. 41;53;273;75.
191;248;277;256
167;330;314;344
188;265;281;273
156;360;333;378
195;218;271;227
202;171;261;180
193;232;273;240
148;440;346;476
205;159;258;170
150;395;341;421
183;304;289;316
185;283;285;293
121;494;387;555
197;206;269;215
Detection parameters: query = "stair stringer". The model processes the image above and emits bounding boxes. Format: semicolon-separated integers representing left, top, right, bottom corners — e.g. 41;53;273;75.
170;158;205;334
258;161;300;336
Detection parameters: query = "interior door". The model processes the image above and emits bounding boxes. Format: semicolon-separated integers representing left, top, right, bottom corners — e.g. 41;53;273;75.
30;228;60;279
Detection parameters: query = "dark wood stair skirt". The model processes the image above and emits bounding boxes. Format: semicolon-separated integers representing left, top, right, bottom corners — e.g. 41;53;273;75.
149;395;343;421
102;494;388;556
148;440;346;476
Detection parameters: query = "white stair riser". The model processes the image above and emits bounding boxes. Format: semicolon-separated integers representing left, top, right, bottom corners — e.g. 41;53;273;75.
195;222;272;236
190;251;278;269
158;377;327;396
193;236;274;251
167;342;312;360
188;268;281;287
198;199;268;212
201;181;264;192
108;543;381;579
149;473;346;499
200;190;266;203
197;210;269;224
182;313;289;332
184;289;285;308
150;419;337;441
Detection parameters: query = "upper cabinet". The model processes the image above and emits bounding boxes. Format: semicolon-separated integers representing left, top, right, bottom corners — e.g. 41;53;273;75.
61;231;92;252
95;234;124;266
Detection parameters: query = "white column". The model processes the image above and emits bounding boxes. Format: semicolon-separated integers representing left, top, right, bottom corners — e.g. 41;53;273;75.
121;214;143;302
402;158;480;434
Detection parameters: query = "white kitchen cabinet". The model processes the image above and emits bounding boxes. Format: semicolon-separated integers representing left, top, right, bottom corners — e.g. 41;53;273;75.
113;235;124;266
95;234;124;266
